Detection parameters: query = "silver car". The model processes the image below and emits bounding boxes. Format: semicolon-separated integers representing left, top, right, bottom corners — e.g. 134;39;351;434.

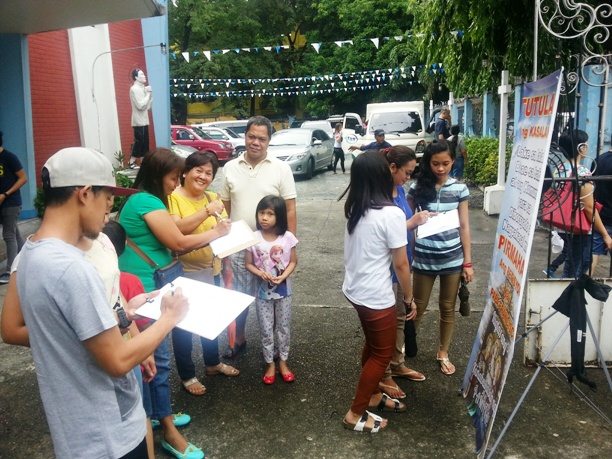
267;128;334;179
170;140;198;159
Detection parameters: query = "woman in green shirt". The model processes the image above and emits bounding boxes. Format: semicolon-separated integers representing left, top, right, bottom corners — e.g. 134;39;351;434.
119;148;230;459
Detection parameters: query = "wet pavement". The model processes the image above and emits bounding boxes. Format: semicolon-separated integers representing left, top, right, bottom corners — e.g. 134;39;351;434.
0;159;611;458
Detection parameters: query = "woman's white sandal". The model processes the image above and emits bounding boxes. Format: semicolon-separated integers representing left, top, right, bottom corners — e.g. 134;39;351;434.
343;410;386;433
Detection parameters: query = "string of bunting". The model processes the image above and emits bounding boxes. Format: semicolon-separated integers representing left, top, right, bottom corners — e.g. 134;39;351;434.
172;81;398;99
170;64;444;88
172;31;464;62
170;65;441;99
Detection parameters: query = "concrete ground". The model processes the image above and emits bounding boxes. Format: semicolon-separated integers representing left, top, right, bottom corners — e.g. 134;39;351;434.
0;161;610;458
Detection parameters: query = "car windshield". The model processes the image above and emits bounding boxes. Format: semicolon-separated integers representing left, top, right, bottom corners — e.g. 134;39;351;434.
191;126;212;139
202;129;227;140
302;121;332;130
224;128;240;138
218;124;247;135
269;130;310;146
369;111;422;134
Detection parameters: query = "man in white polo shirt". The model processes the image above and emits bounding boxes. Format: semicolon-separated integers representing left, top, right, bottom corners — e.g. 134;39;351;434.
220;116;297;358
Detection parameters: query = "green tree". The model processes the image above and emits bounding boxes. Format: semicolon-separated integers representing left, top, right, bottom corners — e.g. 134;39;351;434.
406;0;599;98
168;0;426;120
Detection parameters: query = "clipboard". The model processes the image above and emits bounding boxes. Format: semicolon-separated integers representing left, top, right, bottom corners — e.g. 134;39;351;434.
136;276;255;340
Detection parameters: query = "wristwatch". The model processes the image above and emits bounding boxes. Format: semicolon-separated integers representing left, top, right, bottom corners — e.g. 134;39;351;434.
113;299;132;330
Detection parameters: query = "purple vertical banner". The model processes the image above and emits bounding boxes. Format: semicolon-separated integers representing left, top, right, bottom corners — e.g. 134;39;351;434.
461;69;563;457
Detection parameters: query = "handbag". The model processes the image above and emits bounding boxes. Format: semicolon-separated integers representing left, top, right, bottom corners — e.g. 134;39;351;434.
542;181;592;235
126;238;184;289
458;279;470;317
404;319;418;358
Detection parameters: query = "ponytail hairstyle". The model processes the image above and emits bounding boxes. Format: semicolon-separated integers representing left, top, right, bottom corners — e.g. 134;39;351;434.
381;145;416;169
340;150;394;234
413;140;453;208
449;125;460;156
558;129;588;161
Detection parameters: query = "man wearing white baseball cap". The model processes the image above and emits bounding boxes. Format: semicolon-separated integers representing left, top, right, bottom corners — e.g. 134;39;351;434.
2;147;189;458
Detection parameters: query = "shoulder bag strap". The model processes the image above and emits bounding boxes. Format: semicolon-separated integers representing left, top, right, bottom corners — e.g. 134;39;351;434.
126;237;159;269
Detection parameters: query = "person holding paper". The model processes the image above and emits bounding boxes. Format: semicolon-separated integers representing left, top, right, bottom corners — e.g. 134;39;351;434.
378;146;431;399
339;151;415;433
245;195;298;384
408;140;473;376
1;147;190;459
168;151;239;397
119;149;230;459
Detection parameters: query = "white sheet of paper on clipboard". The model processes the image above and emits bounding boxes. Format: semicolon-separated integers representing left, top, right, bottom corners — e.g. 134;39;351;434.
135;276;254;340
416;209;460;239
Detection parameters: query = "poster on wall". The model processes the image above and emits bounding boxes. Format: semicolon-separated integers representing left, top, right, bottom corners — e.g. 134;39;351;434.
461;69;563;457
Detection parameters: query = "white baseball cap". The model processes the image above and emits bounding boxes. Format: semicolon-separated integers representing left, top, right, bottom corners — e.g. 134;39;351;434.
43;147;136;196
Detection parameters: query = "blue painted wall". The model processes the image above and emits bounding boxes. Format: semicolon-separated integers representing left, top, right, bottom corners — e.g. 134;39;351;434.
577;66;600;161
513;83;522;142
0;35;36;218
482;92;498;137
142;2;170;148
464;99;474;136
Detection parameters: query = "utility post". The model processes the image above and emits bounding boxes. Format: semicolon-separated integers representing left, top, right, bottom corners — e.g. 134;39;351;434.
484;70;513;215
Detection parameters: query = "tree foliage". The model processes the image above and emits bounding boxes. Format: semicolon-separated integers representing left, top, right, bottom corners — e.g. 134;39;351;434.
407;0;599;98
168;0;424;121
168;0;598;120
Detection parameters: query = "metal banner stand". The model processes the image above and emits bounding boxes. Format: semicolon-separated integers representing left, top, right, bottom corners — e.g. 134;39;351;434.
485;305;612;459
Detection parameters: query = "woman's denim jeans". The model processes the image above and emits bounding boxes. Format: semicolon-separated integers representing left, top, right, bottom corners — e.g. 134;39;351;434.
142;335;171;420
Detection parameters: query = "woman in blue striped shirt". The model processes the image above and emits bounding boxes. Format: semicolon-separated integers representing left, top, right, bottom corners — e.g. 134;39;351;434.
408;140;474;376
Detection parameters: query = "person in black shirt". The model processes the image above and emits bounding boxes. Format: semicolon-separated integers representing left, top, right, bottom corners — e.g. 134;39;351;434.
0;131;27;284
434;108;451;140
591;150;612;271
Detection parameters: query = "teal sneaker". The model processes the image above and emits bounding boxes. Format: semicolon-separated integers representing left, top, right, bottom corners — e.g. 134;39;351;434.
160;440;205;459
151;412;191;430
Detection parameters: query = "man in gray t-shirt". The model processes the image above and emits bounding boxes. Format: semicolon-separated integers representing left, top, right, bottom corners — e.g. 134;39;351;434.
1;147;188;458
18;239;145;457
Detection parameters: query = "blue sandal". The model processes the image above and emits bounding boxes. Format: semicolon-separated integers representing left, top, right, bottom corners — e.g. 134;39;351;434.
151;412;191;430
160;440;205;459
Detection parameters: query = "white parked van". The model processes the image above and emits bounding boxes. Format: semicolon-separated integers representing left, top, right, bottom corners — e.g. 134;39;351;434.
351;101;433;158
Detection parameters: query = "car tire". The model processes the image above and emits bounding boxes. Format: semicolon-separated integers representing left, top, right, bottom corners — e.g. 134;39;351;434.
305;157;314;180
327;155;334;171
